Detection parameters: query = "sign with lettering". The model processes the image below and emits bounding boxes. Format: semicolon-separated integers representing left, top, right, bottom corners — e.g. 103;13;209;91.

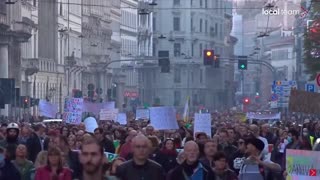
124;91;139;98
286;149;320;179
63;98;84;124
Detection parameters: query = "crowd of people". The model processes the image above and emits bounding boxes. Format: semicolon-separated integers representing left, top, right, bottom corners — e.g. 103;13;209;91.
0;111;318;180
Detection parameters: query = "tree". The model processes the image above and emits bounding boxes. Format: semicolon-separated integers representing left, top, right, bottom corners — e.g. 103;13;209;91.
304;1;320;79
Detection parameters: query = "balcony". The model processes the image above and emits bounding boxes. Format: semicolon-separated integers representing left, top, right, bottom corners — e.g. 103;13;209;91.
22;58;39;76
12;17;34;42
0;13;9;30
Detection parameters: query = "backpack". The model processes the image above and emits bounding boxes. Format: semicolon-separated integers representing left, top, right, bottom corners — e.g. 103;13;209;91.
239;157;266;180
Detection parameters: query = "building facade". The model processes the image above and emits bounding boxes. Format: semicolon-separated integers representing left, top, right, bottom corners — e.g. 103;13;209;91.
138;0;236;111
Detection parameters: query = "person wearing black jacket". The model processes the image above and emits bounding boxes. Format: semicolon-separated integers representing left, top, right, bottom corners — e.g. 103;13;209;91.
116;135;164;180
229;138;247;175
167;141;215;180
0;146;21;180
94;128;115;153
155;138;178;173
26;123;46;162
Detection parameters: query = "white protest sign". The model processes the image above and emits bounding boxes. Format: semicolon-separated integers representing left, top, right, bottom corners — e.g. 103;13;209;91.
117;113;127;125
84;117;98;133
63;98;84;124
149;107;178;130
194;113;212;137
100;108;119;121
136;109;149;120
39;100;58;118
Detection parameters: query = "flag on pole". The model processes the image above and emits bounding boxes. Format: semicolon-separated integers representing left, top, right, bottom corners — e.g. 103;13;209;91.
183;96;190;122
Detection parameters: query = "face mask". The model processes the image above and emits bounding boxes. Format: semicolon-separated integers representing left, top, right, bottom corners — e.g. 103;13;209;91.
287;137;292;143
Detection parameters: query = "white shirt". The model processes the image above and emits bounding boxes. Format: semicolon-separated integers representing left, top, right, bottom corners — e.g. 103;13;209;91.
258;136;269;155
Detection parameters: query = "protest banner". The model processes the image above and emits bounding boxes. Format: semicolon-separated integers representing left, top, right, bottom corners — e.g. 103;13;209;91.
246;112;281;120
286;149;320;179
63;98;84;124
83;101;115;116
289;89;320;114
149;107;179;130
135;109;149;120
84;117;98;133
117;113;127;125
100;108;119;121
39;100;58;118
193;113;212;137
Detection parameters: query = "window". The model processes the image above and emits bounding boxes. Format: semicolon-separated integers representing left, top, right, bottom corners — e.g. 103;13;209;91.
174;68;181;83
191;71;194;82
174;91;181;106
272;49;289;60
205;0;208;8
200;19;203;32
200;69;203;83
59;2;63;16
191;0;193;6
191;17;193;32
153;17;156;31
174;43;181;57
33;0;37;6
205;20;208;33
191;43;194;56
173;17;180;31
215;23;218;36
199;43;203;57
173;0;180;5
200;0;203;7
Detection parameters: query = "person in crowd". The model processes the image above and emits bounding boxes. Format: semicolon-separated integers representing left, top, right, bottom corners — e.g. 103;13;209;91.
248;124;269;155
156;138;178;173
148;135;160;160
145;125;155;136
0;123;21;160
260;124;276;145
119;130;137;159
166;141;215;180
11;144;34;180
29;151;48;180
35;147;72;180
43;130;58;150
229;137;247;175
227;128;237;146
285;129;302;150
61;126;70;137
0;146;21;180
94;128;115;153
302;127;315;147
212;151;238;180
176;150;186;165
116;135;164;180
67;134;77;150
195;132;208;157
76;130;85;142
239;138;281;180
27;123;46;162
79;137;108;180
200;139;218;168
107;157;125;180
54;135;82;179
218;129;237;160
19;125;31;145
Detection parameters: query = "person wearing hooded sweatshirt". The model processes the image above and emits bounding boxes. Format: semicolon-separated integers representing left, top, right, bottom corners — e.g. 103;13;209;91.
0;123;20;160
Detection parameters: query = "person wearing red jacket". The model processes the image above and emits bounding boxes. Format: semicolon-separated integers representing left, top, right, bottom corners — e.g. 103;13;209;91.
35;147;72;180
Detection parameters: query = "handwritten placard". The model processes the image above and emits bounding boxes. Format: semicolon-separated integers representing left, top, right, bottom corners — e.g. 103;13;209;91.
82;101;115;115
136;109;150;120
193;113;212;138
286;149;320;180
63;98;83;124
39;100;58;118
149;107;178;130
100;108;119;121
117;113;127;125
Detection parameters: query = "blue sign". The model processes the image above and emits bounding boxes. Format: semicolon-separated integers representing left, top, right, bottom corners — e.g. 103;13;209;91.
305;84;315;92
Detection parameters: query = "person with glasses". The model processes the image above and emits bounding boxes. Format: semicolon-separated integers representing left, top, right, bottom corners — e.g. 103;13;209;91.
116;134;165;180
229;138;247;175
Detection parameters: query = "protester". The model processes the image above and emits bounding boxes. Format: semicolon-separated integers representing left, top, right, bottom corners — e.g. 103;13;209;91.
166;141;215;180
116;135;165;180
79;137;108;180
11;144;34;180
200;139;218;168
212;151;237;180
94;128;115;153
0;123;20;160
27;123;46;162
156;138;178;173
0;146;21;180
35;147;72;180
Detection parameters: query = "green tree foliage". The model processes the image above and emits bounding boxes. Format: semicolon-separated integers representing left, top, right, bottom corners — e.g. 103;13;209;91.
304;2;320;79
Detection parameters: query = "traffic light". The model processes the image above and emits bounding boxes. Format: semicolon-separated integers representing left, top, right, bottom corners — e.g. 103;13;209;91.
30;98;39;107
21;96;30;108
203;49;214;66
243;98;250;104
158;51;170;73
214;55;220;68
238;56;248;70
